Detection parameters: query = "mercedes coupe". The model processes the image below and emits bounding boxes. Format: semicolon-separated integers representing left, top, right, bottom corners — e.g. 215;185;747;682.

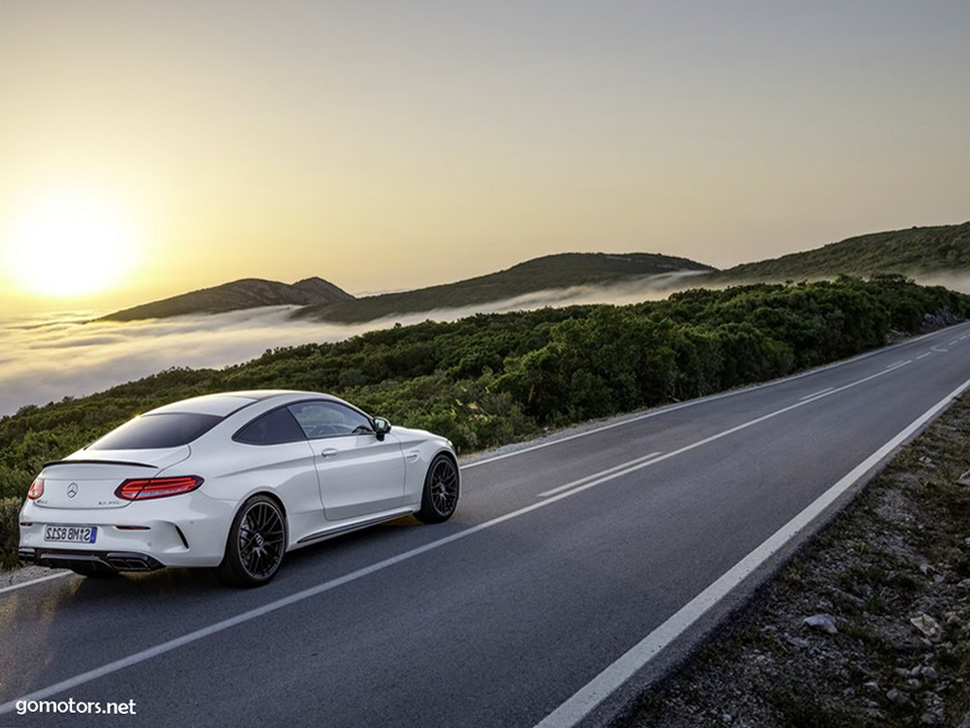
18;391;461;586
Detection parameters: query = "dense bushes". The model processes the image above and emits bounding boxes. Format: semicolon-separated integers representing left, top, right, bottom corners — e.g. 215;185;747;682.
0;277;967;512
0;498;21;570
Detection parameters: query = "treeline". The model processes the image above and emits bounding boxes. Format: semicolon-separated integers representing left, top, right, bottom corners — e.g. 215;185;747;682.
0;276;967;567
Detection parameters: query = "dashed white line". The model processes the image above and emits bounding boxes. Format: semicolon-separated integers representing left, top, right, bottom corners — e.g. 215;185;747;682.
799;387;834;401
537;453;663;498
917;352;932;360
533;374;970;728
462;324;970;471
884;359;912;371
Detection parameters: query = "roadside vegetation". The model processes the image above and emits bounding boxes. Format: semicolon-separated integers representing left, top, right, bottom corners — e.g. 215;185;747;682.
1;276;968;569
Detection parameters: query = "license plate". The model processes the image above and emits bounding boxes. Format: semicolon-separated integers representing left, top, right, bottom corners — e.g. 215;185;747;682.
44;525;98;544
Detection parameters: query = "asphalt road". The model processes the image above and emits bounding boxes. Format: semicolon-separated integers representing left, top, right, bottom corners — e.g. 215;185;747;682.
4;323;970;728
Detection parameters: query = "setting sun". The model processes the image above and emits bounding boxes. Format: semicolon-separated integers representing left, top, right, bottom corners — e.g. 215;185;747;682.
4;190;136;298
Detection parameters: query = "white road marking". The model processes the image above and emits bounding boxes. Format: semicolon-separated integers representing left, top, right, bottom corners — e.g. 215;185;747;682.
798;387;833;401
932;345;949;353
0;347;926;715
0;571;72;595
461;324;967;471
537;453;663;498
917;352;932;360
884;359;911;371
948;339;960;346
533;374;970;728
540;361;913;502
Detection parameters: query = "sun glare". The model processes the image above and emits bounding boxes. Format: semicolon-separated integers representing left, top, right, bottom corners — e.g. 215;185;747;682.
5;190;136;297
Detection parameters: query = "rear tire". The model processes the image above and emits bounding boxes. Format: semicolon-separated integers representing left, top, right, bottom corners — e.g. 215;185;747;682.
218;495;287;588
415;454;460;523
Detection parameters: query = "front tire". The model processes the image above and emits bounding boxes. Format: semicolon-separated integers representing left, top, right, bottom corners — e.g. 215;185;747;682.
415;454;460;523
218;495;287;588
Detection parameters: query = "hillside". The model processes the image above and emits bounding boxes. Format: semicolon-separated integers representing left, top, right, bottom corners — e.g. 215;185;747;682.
712;222;970;283
294;252;713;323
103;251;712;323
103;276;354;321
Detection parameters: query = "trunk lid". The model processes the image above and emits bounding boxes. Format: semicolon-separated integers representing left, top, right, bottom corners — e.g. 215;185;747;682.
35;447;191;510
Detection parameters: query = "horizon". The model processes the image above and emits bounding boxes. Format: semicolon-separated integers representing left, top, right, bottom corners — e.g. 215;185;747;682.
2;2;969;314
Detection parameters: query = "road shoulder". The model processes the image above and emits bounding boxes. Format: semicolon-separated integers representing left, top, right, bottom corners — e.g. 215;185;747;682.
625;393;970;727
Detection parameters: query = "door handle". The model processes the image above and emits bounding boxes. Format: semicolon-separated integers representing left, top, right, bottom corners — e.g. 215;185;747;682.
320;448;339;458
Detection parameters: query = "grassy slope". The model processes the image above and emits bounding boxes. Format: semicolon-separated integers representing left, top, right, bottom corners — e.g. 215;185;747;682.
293;252;714;322
710;223;970;284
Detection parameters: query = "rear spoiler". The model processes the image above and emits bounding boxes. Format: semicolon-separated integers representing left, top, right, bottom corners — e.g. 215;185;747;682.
42;459;157;469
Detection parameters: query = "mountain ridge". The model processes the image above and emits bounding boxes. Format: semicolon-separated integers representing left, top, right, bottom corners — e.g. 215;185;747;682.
101;222;970;323
103;276;354;321
711;222;970;283
101;251;713;322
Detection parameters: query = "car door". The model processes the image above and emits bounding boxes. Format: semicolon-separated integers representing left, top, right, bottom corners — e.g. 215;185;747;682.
288;400;407;522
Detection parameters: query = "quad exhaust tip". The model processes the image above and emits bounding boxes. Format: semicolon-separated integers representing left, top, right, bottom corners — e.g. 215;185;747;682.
20;548;164;573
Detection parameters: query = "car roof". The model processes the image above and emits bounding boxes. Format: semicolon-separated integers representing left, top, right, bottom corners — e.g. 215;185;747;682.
145;390;337;418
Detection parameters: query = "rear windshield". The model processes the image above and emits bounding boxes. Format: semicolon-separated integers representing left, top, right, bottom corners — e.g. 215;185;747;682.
89;413;222;450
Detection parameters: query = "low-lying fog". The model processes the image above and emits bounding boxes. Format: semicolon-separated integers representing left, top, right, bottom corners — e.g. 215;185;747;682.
6;271;963;418
0;273;704;417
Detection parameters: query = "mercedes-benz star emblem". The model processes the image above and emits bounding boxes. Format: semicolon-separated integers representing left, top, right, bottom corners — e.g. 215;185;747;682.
67;483;78;499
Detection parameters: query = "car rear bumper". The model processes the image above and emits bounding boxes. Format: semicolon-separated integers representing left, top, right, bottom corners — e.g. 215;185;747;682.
18;493;235;569
18;547;165;572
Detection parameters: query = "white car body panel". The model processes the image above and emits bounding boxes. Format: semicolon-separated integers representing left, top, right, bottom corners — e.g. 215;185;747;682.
312;432;406;521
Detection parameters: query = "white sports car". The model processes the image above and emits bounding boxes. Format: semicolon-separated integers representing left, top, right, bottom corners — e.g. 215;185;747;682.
18;390;460;586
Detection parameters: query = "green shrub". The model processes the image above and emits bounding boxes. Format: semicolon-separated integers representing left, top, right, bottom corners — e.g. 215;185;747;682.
0;498;22;571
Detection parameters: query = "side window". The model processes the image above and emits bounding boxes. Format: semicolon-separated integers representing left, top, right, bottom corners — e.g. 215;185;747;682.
288;401;373;439
235;407;307;445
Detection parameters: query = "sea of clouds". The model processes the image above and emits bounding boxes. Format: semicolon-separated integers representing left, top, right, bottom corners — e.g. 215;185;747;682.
0;273;707;417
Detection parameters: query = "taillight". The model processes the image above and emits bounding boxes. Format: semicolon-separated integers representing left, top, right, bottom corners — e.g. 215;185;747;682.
27;478;44;499
115;476;203;501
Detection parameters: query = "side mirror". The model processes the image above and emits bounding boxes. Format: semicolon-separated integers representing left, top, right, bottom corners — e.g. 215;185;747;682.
373;417;392;441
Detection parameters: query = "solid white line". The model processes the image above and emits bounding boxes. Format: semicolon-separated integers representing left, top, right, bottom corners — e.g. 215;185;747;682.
798;387;833;401
462;324;966;471
0;342;927;715
917;352;932;360
532;374;970;728
537;453;663;498
0;571;71;596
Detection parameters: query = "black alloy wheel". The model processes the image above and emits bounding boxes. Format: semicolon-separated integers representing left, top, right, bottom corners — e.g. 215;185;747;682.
416;454;460;523
218;495;287;587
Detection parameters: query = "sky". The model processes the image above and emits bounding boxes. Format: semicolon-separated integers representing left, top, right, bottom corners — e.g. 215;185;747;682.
1;0;968;315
